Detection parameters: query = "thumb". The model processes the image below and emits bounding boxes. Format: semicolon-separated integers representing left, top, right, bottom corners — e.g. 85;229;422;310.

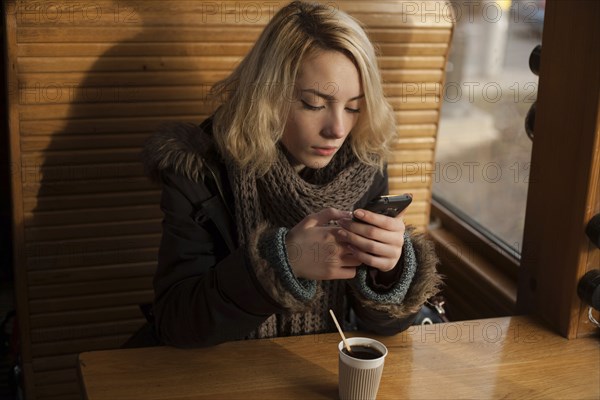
304;207;353;228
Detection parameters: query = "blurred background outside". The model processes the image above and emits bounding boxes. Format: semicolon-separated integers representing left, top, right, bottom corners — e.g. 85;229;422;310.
433;0;544;254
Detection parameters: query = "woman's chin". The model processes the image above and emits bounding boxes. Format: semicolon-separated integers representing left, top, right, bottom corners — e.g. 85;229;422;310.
304;157;333;170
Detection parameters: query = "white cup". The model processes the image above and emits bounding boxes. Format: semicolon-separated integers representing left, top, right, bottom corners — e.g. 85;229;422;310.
338;337;388;400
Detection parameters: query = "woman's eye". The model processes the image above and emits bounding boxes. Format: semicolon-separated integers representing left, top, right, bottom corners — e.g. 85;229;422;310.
301;100;324;111
345;107;361;114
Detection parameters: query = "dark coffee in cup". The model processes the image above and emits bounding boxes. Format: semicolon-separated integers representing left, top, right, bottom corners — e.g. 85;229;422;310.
342;345;383;360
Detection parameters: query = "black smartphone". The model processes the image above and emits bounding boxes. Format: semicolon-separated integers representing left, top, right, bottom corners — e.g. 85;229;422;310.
353;194;412;221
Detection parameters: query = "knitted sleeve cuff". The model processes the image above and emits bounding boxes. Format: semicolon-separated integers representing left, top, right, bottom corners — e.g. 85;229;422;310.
247;223;317;311
350;227;443;320
352;231;417;304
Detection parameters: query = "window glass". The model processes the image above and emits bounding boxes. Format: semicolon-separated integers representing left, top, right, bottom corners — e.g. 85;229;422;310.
433;0;544;253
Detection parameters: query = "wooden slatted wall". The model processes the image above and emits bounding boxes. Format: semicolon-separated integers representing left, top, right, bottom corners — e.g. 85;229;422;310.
4;1;452;398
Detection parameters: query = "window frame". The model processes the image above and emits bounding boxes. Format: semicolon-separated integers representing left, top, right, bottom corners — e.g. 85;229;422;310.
428;0;600;338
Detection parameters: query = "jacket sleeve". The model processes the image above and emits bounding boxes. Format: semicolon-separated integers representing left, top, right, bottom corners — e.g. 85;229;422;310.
153;173;315;347
347;169;442;335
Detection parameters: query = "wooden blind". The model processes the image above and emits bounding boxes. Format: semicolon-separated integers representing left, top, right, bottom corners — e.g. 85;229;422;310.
5;1;452;398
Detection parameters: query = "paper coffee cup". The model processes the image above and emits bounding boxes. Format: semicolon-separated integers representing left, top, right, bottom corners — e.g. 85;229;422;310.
338;337;388;400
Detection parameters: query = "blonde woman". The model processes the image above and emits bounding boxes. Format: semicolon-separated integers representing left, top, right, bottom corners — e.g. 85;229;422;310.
142;0;441;347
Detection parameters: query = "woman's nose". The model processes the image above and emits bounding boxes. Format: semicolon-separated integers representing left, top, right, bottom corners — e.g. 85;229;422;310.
322;110;347;138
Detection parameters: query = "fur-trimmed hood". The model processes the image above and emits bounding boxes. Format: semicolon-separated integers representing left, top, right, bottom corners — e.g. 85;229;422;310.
141;120;216;183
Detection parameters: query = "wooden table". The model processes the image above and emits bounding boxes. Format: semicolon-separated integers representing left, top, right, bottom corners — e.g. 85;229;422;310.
78;316;599;399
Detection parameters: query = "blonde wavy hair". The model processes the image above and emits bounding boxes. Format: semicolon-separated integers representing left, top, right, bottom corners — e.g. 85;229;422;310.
211;0;396;176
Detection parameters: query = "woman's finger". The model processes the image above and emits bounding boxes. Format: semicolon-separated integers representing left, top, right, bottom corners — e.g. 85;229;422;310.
352;209;403;231
345;244;398;272
336;228;400;259
338;218;404;245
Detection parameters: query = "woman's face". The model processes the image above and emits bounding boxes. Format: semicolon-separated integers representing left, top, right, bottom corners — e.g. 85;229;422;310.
281;50;363;170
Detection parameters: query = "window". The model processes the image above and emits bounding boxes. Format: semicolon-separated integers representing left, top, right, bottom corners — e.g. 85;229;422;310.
433;0;544;255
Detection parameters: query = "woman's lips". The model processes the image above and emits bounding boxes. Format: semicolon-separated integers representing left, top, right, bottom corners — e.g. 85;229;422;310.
312;146;337;156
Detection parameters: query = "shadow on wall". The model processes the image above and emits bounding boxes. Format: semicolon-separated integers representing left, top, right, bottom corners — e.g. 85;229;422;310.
2;5;13;284
18;1;265;398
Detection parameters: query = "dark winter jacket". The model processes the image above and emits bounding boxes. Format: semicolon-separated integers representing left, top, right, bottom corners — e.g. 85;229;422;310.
142;119;441;347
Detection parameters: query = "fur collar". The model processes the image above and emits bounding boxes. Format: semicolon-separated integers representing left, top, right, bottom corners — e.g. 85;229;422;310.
141;120;215;183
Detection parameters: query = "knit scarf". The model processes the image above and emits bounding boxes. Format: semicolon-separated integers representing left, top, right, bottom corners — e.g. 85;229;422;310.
227;139;379;338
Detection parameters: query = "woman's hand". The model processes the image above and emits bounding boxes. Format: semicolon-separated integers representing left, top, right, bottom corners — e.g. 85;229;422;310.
285;208;363;280
335;208;406;273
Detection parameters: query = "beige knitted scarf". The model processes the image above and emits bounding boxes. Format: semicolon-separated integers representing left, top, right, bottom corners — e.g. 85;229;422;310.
227;140;379;338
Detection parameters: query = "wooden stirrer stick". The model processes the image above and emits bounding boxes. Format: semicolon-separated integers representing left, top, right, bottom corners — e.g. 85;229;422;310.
329;309;352;354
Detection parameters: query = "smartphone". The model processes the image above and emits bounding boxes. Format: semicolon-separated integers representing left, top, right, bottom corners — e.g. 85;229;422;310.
353;194;412;221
